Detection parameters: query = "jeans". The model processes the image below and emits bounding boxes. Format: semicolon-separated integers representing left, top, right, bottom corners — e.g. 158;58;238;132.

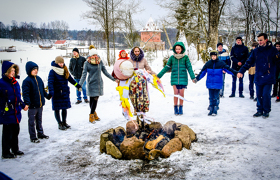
219;73;226;96
28;107;44;140
2;124;19;155
256;84;272;113
249;74;255;97
209;89;220;108
75;79;87;101
232;76;243;95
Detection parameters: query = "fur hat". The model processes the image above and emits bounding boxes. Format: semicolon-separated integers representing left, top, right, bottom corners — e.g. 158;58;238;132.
72;48;79;54
210;50;218;56
55;56;64;64
236;36;243;41
217;42;223;48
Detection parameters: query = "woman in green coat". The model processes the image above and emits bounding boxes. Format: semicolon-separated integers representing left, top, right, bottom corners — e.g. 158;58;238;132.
157;42;196;115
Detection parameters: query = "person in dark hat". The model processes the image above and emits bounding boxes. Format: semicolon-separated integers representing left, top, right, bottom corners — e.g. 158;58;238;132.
69;48;88;104
229;37;249;98
0;61;28;159
193;50;238;116
22;61;52;143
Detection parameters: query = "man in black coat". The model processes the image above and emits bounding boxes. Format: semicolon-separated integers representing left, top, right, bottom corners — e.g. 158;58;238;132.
238;33;280;118
230;37;249;98
69;48;88;104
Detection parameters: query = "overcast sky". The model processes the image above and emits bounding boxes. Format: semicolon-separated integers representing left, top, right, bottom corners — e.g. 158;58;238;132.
0;0;165;30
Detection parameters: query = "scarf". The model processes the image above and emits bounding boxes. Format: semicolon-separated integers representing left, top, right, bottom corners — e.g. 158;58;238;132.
87;56;101;64
174;53;185;59
11;77;17;85
52;66;64;76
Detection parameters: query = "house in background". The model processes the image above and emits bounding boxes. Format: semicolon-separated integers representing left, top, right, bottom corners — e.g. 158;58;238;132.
140;18;165;51
55;40;69;50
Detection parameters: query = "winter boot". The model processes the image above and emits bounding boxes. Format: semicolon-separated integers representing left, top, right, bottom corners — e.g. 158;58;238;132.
75;100;82;104
89;114;96;123
84;99;89;103
208;106;213;116
94;112;100;121
58;123;67;130
239;94;245;98
253;112;263;118
12;150;24;156
38;134;49;139
2;152;15;159
178;105;183;115
262;112;269;119
62;120;71;129
174;105;179;116
212;106;218;116
229;94;235;98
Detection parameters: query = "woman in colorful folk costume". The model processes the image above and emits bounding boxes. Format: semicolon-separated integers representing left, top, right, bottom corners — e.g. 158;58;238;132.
114;50;164;128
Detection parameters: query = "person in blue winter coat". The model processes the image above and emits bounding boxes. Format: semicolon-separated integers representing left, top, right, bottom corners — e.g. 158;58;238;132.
217;42;231;97
48;56;82;130
230;37;249;98
194;50;238;116
238;33;280;118
0;61;28;159
22;61;52;143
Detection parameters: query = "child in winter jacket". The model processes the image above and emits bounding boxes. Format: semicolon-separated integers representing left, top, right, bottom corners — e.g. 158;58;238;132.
22;61;52;143
48;56;82;130
157;42;196;115
194;50;238;116
0;61;28;159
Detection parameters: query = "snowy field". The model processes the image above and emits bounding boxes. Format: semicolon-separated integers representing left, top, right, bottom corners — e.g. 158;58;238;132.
0;38;280;180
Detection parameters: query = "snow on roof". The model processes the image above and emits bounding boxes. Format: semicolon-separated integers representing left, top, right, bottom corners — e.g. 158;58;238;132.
139;17;162;32
55;40;67;44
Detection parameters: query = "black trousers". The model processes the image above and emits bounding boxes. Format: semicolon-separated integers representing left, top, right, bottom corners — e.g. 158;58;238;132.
54;109;67;124
28;107;44;140
90;96;99;114
2;123;20;155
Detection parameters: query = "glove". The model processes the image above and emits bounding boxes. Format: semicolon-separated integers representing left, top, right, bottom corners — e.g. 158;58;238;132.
76;84;82;92
192;78;198;83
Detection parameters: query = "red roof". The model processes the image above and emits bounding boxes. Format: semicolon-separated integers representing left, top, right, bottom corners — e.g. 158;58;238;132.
55;40;67;44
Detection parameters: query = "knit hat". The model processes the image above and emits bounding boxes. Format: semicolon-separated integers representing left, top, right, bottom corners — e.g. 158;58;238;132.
217;42;223;48
72;48;79;54
210;50;218;56
55;56;64;64
89;49;98;56
236;37;242;41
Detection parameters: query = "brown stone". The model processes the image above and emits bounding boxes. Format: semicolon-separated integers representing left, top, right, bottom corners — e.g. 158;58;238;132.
180;125;197;142
148;149;161;161
100;128;114;153
162;121;177;138
175;130;191;149
148;122;163;132
126;120;139;137
106;141;122;159
120;136;145;160
161;138;182;158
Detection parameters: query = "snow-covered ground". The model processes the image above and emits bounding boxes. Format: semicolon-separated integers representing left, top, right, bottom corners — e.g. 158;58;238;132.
0;39;280;180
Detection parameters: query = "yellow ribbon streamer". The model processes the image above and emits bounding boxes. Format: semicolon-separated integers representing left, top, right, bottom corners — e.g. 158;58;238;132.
152;74;165;97
116;86;133;117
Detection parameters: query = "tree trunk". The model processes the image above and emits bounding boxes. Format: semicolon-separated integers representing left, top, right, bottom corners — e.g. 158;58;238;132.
208;0;220;50
105;0;110;66
112;0;116;65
